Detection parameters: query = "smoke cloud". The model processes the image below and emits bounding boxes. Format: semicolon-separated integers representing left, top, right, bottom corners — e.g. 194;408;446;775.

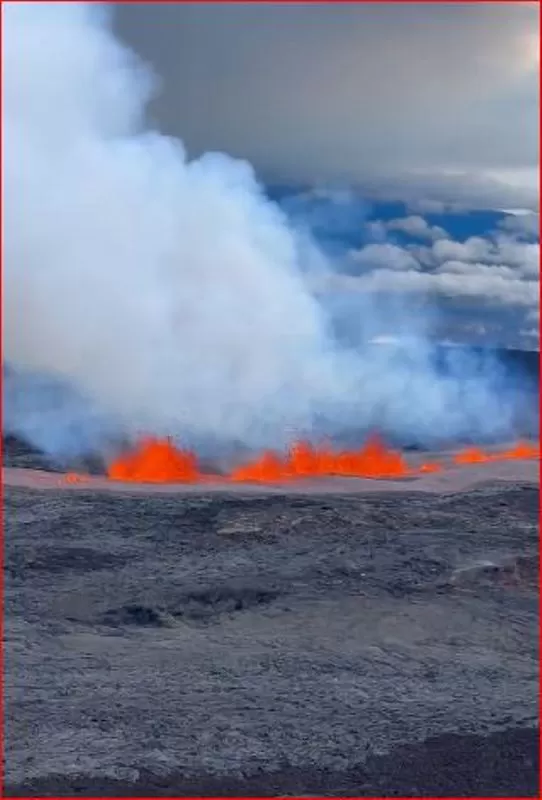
3;3;532;464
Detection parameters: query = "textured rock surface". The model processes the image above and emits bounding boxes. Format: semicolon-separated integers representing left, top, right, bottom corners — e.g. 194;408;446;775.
4;480;539;796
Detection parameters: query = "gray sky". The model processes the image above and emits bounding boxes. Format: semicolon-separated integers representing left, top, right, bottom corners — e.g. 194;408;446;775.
114;2;539;208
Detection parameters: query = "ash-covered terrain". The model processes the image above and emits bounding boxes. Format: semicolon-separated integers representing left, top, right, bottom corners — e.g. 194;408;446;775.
3;448;539;797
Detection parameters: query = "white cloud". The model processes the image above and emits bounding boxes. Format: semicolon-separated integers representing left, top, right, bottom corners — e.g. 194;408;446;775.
432;237;492;263
435;261;518;281
348;243;420;271
336;227;539;348
431;236;539;278
386;215;447;241
499;211;540;238
342;269;538;308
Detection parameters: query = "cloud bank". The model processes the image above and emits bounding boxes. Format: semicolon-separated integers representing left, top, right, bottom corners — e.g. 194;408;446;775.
328;218;539;350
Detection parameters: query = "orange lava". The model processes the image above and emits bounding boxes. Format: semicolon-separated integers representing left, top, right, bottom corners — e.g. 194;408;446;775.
107;434;411;484
454;440;540;466
230;450;287;483
497;441;540;460
108;437;199;483
453;447;492;465
105;435;540;485
230;434;409;482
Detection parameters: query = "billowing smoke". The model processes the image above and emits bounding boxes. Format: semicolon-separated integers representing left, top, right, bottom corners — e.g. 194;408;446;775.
2;3;532;465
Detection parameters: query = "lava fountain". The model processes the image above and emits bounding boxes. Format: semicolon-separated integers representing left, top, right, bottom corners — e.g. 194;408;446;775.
102;434;540;485
107;437;200;483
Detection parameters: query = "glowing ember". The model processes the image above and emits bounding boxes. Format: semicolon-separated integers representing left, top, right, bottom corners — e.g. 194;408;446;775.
104;434;540;485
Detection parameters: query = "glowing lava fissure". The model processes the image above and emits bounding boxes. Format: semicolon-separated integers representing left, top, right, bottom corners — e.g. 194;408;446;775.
107;437;200;483
101;434;540;485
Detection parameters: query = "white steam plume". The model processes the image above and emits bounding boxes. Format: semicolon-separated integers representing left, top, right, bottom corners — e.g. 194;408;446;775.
2;3;528;461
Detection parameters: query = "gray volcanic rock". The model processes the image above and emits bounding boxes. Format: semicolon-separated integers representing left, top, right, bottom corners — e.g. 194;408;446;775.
4;482;539;796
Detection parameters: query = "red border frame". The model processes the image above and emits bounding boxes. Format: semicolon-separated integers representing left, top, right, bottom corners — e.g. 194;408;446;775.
0;1;540;799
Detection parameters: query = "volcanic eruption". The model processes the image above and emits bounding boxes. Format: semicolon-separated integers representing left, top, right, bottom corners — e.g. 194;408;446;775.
99;433;540;486
3;3;539;477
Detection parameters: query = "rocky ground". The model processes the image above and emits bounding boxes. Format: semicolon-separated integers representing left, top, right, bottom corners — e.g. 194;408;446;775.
3;455;539;797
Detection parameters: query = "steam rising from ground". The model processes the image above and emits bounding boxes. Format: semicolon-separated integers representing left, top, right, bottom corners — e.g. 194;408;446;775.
2;3;531;462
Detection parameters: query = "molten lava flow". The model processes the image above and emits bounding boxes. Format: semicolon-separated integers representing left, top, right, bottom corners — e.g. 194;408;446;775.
231;434;410;482
103;433;539;485
330;434;410;478
350;434;409;478
453;447;491;465
229;450;287;483
496;441;540;460
107;437;200;483
453;440;540;466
